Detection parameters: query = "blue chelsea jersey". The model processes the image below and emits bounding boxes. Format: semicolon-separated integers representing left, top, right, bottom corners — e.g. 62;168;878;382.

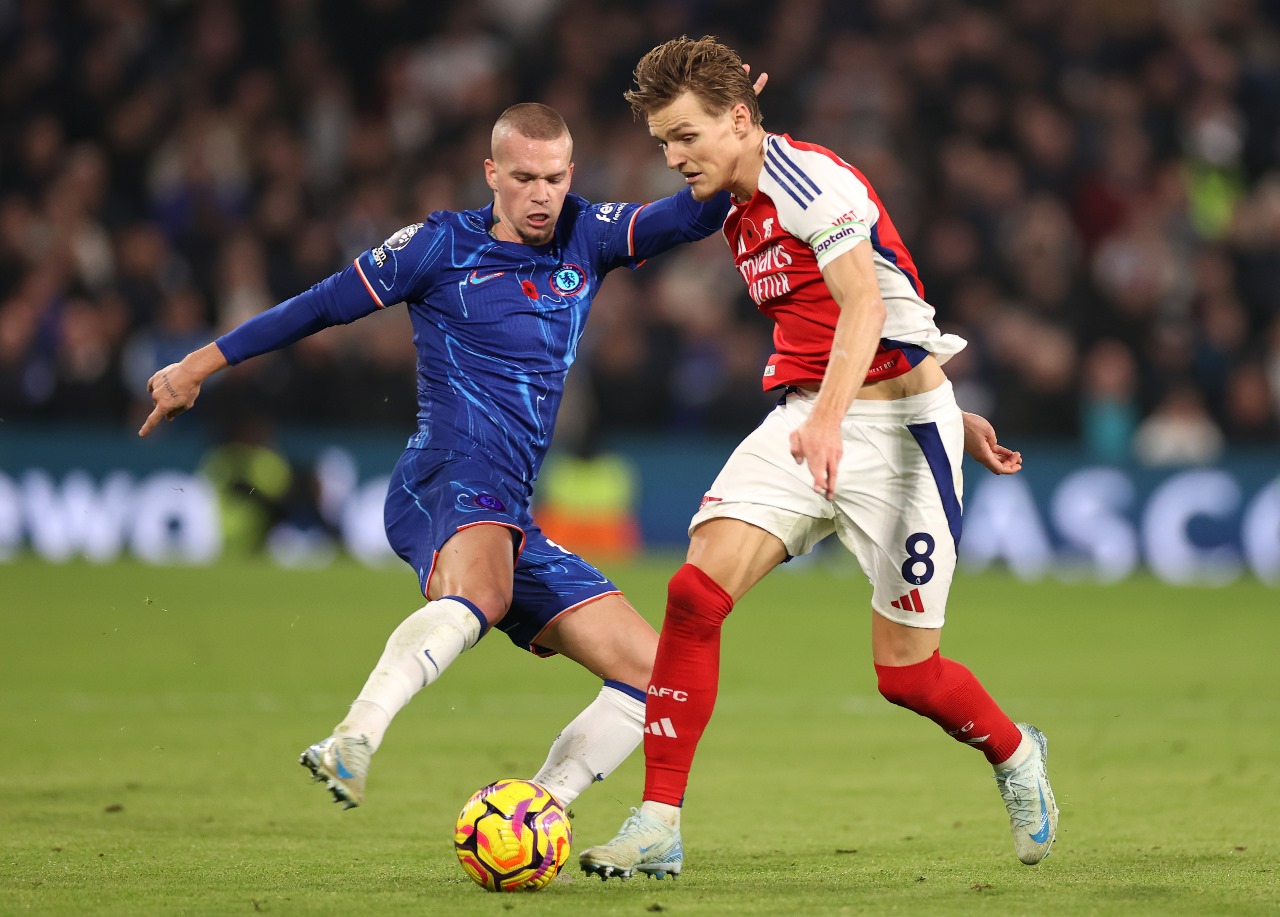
349;191;728;500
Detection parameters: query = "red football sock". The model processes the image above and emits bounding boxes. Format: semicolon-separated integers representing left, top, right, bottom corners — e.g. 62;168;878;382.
642;563;734;806
875;650;1023;765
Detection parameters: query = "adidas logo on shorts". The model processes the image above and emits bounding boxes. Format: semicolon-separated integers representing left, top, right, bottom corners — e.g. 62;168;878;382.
890;588;926;613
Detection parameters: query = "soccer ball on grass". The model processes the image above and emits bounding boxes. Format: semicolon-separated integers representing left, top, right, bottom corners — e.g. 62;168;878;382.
453;778;571;891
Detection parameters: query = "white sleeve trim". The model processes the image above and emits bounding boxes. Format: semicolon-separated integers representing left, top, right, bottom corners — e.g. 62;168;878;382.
762;137;878;270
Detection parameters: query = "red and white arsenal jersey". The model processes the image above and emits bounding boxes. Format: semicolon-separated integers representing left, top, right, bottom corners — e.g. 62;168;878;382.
725;133;966;389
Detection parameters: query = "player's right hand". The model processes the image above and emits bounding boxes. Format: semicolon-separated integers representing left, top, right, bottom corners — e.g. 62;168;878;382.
789;417;843;500
139;361;201;437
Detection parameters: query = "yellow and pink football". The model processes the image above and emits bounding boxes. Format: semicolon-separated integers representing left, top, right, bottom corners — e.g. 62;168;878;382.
453;779;571;892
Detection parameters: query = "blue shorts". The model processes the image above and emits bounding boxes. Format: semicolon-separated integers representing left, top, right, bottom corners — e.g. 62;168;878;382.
383;448;620;656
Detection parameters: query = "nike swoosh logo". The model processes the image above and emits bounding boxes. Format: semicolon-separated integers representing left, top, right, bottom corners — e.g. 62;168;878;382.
637;844;655;855
468;270;506;284
1028;782;1051;843
336;754;354;780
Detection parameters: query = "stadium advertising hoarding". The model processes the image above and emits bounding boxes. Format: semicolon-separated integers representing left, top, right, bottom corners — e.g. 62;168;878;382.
0;429;1276;585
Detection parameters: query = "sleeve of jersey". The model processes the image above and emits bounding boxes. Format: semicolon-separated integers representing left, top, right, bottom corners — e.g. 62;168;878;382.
214;265;381;365
597;188;731;268
764;143;874;271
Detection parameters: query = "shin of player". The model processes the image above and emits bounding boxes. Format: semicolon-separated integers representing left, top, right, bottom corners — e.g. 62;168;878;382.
336;595;490;753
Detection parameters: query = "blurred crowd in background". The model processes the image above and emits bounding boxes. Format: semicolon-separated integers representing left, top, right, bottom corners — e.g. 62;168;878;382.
2;0;1279;466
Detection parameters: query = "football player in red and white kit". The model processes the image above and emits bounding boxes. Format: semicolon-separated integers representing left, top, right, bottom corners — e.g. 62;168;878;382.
580;36;1057;880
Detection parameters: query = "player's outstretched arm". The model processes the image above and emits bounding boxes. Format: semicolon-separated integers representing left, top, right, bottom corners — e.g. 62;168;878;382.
137;264;386;438
138;342;229;437
962;411;1022;475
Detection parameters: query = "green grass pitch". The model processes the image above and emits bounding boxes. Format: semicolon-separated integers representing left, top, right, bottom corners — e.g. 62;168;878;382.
4;555;1277;915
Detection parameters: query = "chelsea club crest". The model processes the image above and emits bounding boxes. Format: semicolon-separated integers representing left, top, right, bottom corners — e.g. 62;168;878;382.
550;263;585;296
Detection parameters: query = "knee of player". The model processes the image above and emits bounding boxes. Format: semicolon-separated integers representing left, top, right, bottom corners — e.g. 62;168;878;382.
875;664;936;711
458;586;513;627
613;646;655;689
664;563;734;629
877;680;925;710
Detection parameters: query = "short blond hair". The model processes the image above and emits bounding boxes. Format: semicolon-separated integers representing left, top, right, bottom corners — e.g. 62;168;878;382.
626;35;762;124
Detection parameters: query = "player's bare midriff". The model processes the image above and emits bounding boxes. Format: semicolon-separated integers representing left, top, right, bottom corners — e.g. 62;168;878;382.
797;353;947;401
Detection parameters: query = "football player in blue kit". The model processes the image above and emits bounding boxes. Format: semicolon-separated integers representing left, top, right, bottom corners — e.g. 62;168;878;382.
139;101;736;811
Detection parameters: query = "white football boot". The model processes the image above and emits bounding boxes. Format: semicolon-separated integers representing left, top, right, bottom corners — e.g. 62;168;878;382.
300;735;372;809
579;808;684;880
994;723;1058;864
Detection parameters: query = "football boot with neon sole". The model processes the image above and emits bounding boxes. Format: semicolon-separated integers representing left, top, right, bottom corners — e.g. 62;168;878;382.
995;723;1058;864
299;735;371;809
579;808;683;880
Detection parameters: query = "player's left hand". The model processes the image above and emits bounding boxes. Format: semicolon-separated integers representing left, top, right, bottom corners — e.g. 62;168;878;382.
790;418;843;500
743;63;768;97
962;411;1022;475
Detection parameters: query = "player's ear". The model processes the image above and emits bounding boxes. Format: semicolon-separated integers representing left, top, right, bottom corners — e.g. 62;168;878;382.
483;159;499;191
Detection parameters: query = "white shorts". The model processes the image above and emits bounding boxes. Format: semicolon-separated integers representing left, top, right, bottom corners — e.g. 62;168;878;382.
690;381;964;628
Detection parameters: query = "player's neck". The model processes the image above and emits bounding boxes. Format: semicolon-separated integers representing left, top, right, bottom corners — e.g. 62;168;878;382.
488;209;516;243
728;129;767;202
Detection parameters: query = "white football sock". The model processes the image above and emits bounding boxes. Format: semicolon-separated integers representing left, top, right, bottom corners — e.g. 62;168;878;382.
530;681;645;806
993;728;1034;772
335;597;485;752
640;800;681;829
